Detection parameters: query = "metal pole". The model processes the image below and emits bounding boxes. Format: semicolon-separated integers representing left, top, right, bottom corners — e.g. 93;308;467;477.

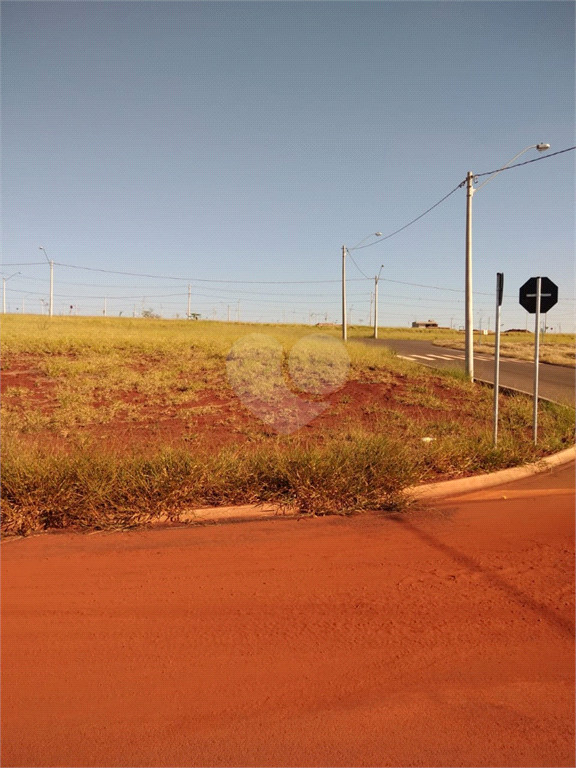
342;245;347;341
187;284;191;320
374;276;379;339
533;277;541;444
464;171;474;380
493;273;503;446
49;260;54;317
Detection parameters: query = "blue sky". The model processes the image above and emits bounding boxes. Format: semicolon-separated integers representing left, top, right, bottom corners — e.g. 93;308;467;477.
3;1;574;330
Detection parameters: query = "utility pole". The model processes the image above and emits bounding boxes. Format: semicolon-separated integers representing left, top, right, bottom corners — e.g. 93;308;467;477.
2;272;20;314
227;305;231;322
374;280;378;338
39;247;54;317
187;284;191;320
464;171;474;380
342;245;347;341
103;296;107;317
374;265;383;339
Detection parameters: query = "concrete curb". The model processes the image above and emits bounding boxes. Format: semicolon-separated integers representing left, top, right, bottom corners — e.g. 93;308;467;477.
405;446;575;502
158;446;575;526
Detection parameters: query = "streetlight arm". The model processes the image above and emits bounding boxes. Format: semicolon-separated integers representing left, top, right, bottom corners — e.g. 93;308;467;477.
349;232;382;250
474;144;550;193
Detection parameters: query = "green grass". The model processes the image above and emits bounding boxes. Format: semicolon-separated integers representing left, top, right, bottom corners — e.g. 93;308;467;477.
1;315;574;536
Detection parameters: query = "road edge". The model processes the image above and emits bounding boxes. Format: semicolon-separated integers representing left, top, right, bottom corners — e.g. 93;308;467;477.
405;445;576;501
161;445;576;525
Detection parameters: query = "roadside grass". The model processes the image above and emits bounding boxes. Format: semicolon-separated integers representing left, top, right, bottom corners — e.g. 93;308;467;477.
2;315;574;535
433;332;575;367
1;435;418;535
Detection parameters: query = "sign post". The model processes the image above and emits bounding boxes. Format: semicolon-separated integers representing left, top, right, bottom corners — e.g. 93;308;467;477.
519;276;558;444
493;272;504;446
532;277;542;444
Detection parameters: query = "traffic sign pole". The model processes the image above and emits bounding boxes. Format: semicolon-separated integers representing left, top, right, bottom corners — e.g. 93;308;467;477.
493;272;503;446
533;277;541;444
519;275;558;445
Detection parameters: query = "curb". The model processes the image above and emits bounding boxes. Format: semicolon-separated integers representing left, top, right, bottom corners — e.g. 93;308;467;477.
405;446;575;502
5;444;573;541
157;446;575;526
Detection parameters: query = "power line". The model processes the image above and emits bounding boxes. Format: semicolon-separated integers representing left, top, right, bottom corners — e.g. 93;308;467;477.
474;146;576;178
1;262;47;267
350;182;464;251
51;262;368;285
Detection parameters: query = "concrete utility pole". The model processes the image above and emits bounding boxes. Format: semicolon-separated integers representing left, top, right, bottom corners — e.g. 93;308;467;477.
341;233;381;342
342;245;347;341
2;272;20;314
227;305;231;322
39;247;53;317
464;171;474;380
374;265;384;339
463;143;550;382
187;284;191;320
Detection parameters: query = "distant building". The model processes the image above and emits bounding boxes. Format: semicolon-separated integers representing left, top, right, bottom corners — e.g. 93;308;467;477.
411;320;438;328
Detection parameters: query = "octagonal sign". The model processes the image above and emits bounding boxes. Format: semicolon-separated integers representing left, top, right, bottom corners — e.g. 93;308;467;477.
519;277;558;314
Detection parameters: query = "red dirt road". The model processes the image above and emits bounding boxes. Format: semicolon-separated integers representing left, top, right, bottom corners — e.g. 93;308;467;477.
2;464;575;768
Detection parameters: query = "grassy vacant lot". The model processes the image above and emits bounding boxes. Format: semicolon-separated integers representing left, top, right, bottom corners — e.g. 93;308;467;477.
2;316;574;536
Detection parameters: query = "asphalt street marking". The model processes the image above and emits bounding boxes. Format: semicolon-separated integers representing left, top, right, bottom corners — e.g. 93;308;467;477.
398;352;534;366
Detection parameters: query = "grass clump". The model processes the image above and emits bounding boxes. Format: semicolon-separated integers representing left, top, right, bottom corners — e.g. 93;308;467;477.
1;435;417;536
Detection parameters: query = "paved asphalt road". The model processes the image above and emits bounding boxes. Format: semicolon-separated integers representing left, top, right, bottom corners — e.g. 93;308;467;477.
357;338;575;407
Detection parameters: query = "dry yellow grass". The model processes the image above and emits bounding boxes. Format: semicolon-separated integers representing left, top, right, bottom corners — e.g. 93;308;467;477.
433;333;575;367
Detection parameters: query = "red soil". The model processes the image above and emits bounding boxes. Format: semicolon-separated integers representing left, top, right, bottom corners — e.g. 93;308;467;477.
2;353;483;455
2;463;574;767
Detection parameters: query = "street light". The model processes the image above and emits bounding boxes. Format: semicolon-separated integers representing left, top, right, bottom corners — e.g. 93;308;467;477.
21;293;34;315
2;272;20;314
39;246;54;317
342;232;382;341
464;143;550;380
374;264;384;339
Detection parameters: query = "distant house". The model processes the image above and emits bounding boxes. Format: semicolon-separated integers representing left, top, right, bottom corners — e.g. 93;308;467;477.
411;320;438;328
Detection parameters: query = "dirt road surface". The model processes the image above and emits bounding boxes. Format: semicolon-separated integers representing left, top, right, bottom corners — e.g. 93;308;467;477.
2;463;574;767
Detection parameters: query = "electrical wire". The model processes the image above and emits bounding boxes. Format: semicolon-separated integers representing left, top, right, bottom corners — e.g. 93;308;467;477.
474;146;576;178
50;262;368;285
350;182;464;251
